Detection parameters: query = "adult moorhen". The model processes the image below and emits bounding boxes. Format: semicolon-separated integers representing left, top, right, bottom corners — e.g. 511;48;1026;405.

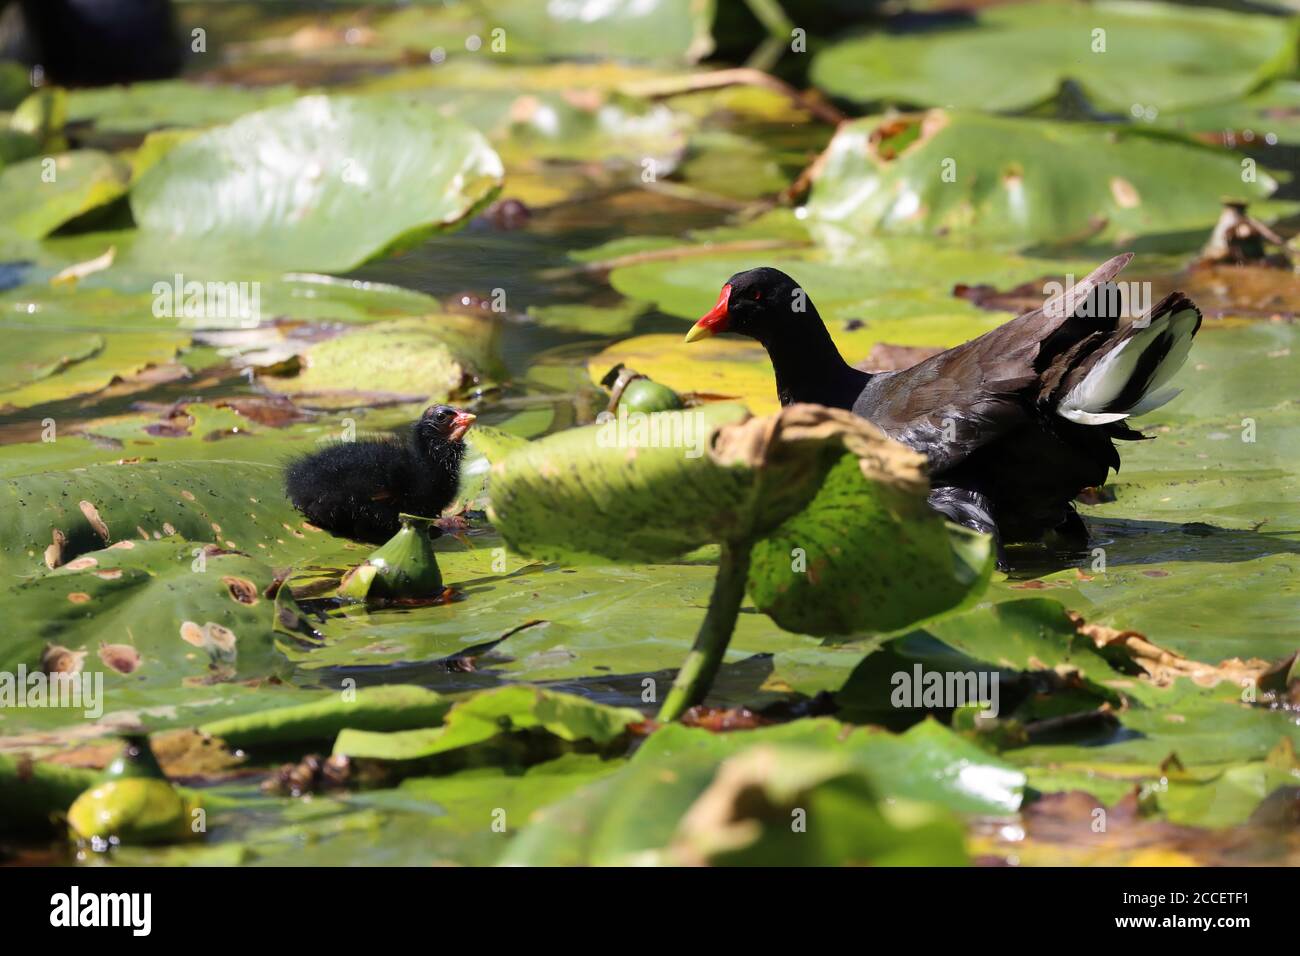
285;404;475;544
683;254;1201;552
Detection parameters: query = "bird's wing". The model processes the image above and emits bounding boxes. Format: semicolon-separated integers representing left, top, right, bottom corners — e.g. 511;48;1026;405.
856;254;1136;474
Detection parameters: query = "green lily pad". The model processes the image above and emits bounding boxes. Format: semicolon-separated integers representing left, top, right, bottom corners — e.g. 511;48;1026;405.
1155;81;1300;145
0;151;130;240
502;718;1021;864
810;1;1300;113
0;539;292;699
334;685;643;761
0;328;185;414
200;685;453;749
0;459;336;578
355;70;689;169
262;315;499;407
805;111;1279;245
474;0;716;64
129;95;504;273
66;80;301;135
488;404;992;629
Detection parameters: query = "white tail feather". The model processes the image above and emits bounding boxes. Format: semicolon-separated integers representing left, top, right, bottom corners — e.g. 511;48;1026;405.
1057;308;1198;424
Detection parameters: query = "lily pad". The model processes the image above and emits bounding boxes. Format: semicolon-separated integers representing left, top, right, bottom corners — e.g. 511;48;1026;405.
486;403;992;716
0;539;292;695
129;95;504;273
1155;81;1300;145
0;459;335;577
811;1;1300;113
805;111;1279;245
0;151;131;240
334;685;643;760
261;315;499;408
474;0;716;64
502;718;1021;864
66;80;301;135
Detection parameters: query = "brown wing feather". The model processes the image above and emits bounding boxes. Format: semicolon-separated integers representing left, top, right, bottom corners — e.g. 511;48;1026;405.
853;254;1135;473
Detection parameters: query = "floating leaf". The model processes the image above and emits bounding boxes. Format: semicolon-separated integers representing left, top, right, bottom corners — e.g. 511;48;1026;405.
474;0;716;64
805;111;1279;245
67;80;300;135
262;315;498;408
129;95;504;273
0;151;130;240
502;719;1020;864
333;685;643;761
811;1;1300;113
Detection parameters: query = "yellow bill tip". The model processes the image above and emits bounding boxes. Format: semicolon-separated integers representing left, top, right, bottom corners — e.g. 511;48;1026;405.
683;322;713;344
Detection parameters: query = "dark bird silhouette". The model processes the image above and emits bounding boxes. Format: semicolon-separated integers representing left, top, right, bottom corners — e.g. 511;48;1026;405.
285;405;475;544
684;255;1201;553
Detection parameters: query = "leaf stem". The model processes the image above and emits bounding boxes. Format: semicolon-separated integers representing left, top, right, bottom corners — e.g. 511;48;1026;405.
657;539;753;722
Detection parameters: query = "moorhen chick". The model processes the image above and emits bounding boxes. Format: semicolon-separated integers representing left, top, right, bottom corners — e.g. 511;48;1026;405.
684;254;1201;552
284;404;475;544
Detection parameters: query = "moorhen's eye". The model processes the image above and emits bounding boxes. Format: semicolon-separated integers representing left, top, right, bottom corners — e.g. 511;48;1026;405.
753;292;762;301
436;409;451;421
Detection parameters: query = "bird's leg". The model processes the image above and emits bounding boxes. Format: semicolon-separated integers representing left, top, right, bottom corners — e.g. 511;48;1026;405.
927;486;1007;569
1050;505;1090;545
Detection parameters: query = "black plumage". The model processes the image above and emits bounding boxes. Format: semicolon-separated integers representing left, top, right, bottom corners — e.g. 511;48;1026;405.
284;404;475;544
684;255;1202;551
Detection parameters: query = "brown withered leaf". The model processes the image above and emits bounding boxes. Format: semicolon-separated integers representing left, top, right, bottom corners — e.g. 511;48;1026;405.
680;705;772;732
214;394;315;427
974;787;1300;866
710;403;929;494
1069;610;1273;689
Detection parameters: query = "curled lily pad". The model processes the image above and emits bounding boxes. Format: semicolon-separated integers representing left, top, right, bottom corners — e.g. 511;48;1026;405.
333;685;643;761
488;404;992;718
338;514;444;603
129;95;504;273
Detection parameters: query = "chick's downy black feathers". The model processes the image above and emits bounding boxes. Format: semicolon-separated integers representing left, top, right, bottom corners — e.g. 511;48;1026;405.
284;404;475;543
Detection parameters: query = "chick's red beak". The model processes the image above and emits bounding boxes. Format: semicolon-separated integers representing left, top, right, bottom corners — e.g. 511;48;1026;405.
448;411;476;443
684;284;731;343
